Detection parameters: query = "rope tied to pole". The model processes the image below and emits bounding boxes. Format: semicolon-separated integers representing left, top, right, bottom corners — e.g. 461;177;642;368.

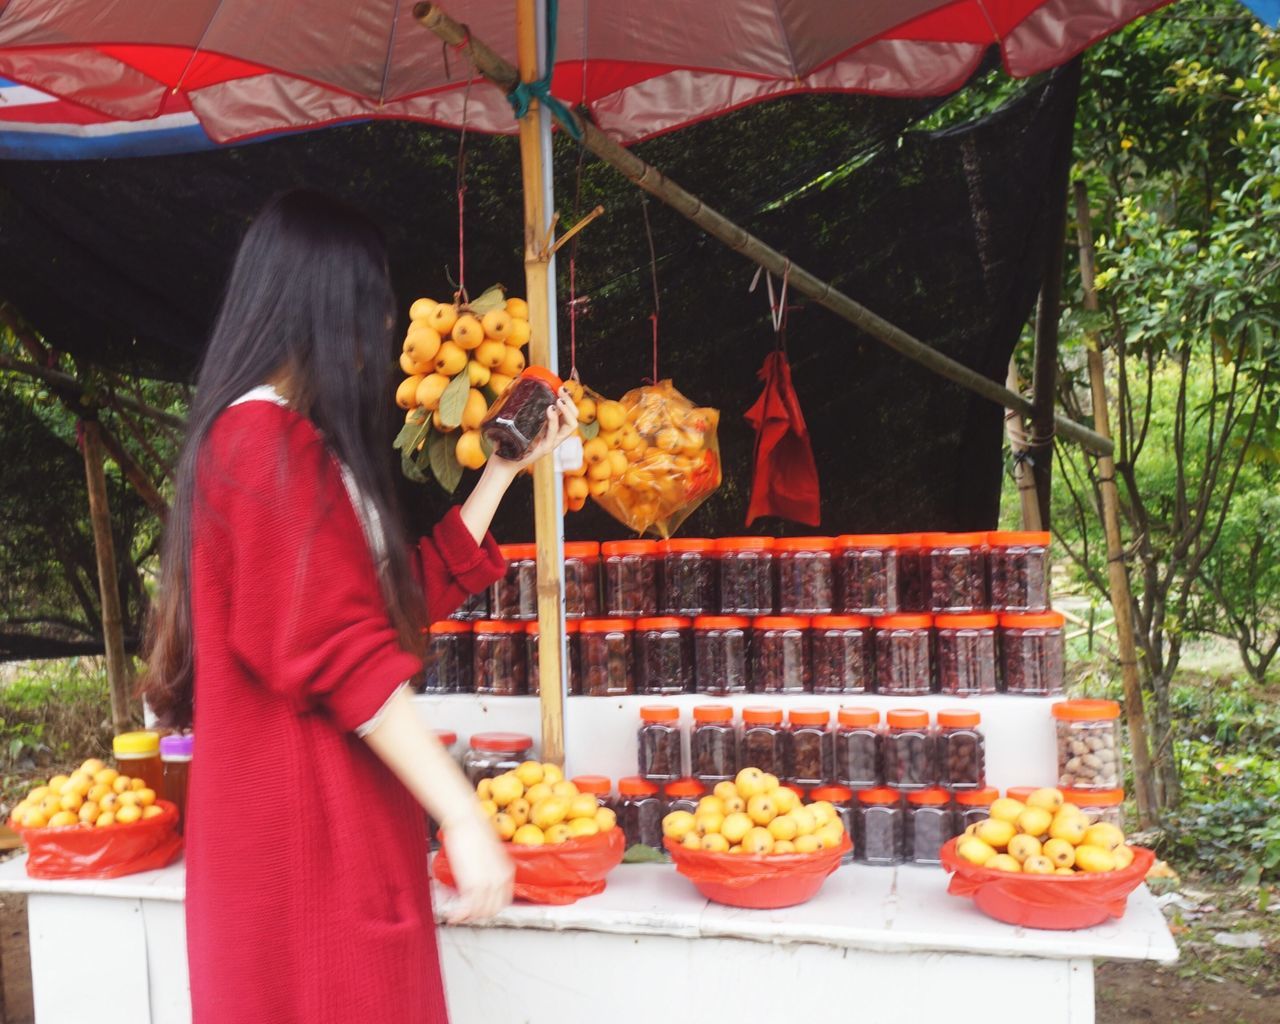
506;0;583;140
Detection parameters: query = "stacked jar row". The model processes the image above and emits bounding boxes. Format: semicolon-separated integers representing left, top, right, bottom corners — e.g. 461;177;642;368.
483;531;1050;623
417;612;1065;697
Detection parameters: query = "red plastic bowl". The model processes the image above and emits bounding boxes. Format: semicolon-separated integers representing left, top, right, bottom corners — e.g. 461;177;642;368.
939;837;1156;930
665;835;851;909
435;826;626;905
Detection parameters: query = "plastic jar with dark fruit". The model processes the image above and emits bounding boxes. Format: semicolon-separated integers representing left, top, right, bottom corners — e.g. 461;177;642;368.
663;778;706;816
835;706;882;790
809;785;856;862
953;786;999;830
895;534;927;612
810;614;873;694
882;708;937;791
563;541;602;619
776;536;836;615
616;776;665;854
448;588;489;621
836;534;900;616
873;614;934;696
785;707;834;787
691;705;739;785
693;616;750;695
472;620;527;696
572;775;614;809
523;618;581;696
637;705;684;782
634;616;694;695
602;539;659;617
419;620;474;694
463;732;534;786
987;530;1051;613
855;787;904;866
1000;612;1065;695
936;708;985;790
923;532;988;614
751;616;812;694
490;543;538;621
905;788;955;865
717;537;776;616
934;614;998;696
658;538;718;616
480;365;563;461
577;619;635;696
740;706;787;779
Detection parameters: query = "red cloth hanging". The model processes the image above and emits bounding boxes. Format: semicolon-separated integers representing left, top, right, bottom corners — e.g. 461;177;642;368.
743;349;820;528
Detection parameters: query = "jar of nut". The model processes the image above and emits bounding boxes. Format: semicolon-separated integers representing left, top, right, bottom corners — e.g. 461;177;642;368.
1053;699;1122;790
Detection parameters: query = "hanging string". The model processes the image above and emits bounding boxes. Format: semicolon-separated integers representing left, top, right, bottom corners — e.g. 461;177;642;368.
641;196;661;382
453;55;474;305
506;0;583;140
749;261;792;353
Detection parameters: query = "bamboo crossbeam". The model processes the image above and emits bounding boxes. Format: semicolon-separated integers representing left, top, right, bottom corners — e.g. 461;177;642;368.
413;3;1113;458
0;353;186;429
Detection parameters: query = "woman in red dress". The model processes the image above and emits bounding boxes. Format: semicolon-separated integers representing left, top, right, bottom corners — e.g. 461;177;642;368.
143;191;578;1023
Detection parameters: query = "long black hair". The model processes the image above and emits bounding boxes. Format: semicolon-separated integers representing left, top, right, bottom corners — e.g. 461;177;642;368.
143;190;424;727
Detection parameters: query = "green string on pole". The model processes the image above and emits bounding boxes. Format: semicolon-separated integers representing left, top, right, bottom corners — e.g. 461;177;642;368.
506;0;583;140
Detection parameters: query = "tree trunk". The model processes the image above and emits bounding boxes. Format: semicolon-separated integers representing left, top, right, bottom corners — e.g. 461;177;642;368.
1149;670;1182;810
81;419;134;735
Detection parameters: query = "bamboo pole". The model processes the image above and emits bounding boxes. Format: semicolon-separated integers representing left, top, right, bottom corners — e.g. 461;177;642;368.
81;419;134;735
1029;215;1067;530
1073;182;1156;828
1004;361;1043;530
515;0;567;766
412;3;1112;458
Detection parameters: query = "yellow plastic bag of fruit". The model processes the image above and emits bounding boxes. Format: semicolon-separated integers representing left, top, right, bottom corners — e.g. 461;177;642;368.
587;380;721;538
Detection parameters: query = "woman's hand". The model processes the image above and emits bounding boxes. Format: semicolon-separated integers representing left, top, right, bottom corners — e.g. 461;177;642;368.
440;814;515;924
490;387;580;475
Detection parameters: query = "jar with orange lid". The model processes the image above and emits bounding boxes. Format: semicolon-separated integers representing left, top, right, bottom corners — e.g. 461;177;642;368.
691;705;739;784
463;732;534;786
572;775;614;808
987;531;1051;612
490;543;538;620
113;731;164;794
616;776;664;853
563;541;601;619
419;620;473;693
637;705;684;781
873;614;933;696
1004;786;1039;804
906;788;955;865
718;537;776;615
836;535;900;616
835;707;881;789
936;709;985;790
895;534;927;612
524;618;581;696
881;709;936;790
934;614;997;696
1000;612;1065;695
663;778;705;816
473;620;527;695
954;786;999;830
786;708;833;786
752;616;812;694
776;536;836;615
480;364;563;460
634;616;694;695
578;619;635;696
658;538;717;616
1053;699;1121;790
855;787;905;865
448;588;488;621
602;539;659;617
1061;787;1125;829
811;615;873;694
693;616;750;695
810;785;856;861
740;706;787;778
923;532;988;613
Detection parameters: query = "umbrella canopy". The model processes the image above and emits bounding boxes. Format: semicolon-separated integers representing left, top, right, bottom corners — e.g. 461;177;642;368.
0;0;1170;146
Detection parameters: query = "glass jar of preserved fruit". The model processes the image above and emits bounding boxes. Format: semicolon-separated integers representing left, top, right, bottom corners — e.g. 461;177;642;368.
572;775;614;808
563;541;601;619
463;732;534;786
638;705;684;782
882;708;936;791
1061;787;1125;829
617;776;664;854
159;734;192;833
786;708;833;787
113;731;164;794
602;540;659;617
634;617;694;695
873;614;933;696
751;616;812;694
658;538;717;616
953;786;999;830
895;534;927;612
1000;612;1065;695
936;709;985;790
934;614;997;696
691;705;739;785
1053;699;1121;790
693;616;750;695
855;788;905;866
809;785;856;862
663;778;705;816
473;620;527;695
577;619;635;696
524;619;582;696
448;588;489;621
776;537;836;615
419;620;473;694
740;706;787;778
481;365;563;460
810;615;873;694
836;535;900;616
906;788;955;865
491;543;538;621
717;537;776;616
835;707;881;790
987;531;1051;613
923;533;988;614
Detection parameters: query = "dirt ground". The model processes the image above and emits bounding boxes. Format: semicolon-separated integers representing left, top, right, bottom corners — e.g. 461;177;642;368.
0;892;31;1024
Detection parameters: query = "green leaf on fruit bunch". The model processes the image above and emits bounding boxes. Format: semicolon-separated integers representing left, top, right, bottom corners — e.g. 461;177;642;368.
393;413;429;452
401;447;429;485
578;418;600;441
622;843;668;864
437;372;471;429
467;284;508;315
479;430;494;459
428;426;464;494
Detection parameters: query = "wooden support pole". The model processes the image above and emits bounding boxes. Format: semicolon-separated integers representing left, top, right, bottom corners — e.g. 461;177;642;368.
1029;206;1067;531
515;0;567;765
81;419;134;736
1073;182;1157;828
413;3;1113;458
1004;361;1043;530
